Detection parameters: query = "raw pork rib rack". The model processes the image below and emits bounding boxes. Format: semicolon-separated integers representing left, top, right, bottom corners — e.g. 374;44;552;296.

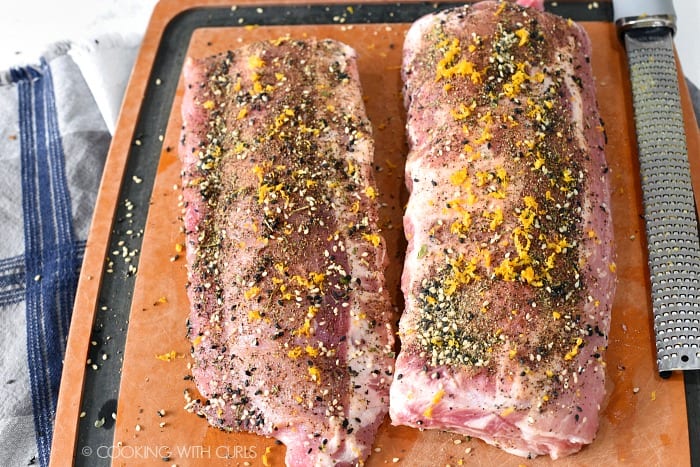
390;1;615;459
179;38;394;466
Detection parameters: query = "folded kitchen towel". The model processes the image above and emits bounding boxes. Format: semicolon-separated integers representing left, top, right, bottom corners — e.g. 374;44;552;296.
68;34;141;135
0;35;138;467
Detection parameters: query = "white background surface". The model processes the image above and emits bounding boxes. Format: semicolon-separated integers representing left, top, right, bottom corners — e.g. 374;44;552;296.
0;1;698;89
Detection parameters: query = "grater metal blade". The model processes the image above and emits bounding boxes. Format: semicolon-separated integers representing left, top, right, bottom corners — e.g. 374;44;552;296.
622;28;700;373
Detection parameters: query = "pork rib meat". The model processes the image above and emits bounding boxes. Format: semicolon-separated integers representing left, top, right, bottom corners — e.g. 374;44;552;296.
180;38;395;467
390;1;615;459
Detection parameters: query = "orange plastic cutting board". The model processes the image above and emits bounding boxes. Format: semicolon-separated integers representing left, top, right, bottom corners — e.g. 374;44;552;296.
51;1;700;466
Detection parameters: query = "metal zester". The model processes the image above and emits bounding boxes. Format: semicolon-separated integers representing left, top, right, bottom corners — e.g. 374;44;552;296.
614;0;700;374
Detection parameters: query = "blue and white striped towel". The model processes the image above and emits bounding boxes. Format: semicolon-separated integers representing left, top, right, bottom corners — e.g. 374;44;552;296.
0;37;137;467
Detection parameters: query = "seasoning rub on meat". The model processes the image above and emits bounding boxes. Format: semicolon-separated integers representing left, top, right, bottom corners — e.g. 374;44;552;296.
390;1;615;459
180;39;394;466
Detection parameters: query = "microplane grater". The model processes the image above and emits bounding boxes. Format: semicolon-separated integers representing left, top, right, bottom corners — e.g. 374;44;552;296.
615;0;700;374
